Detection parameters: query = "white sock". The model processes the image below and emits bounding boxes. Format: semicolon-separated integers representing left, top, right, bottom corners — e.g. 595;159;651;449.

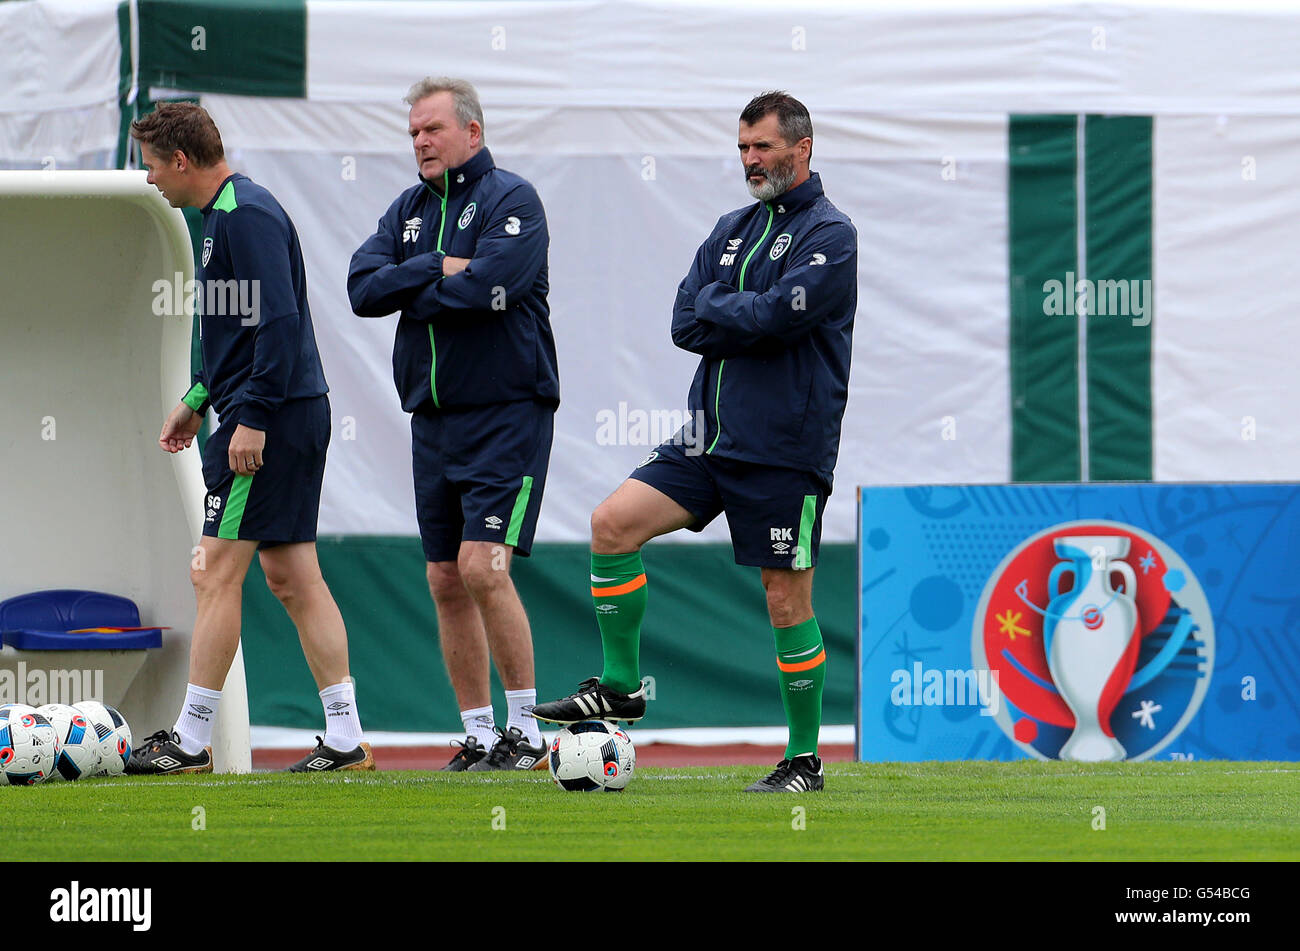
461;705;496;748
173;683;222;756
320;681;363;752
506;688;541;746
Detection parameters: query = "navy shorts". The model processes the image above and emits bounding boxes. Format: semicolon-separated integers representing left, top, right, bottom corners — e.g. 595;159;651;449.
412;400;554;563
201;396;330;547
629;441;829;569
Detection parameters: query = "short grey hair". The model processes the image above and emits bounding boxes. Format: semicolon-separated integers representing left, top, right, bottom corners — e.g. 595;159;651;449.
404;77;486;143
740;91;813;150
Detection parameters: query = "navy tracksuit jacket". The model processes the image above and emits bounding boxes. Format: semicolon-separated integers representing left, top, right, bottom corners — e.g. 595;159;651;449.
670;172;857;484
184;173;328;429
347;147;559;414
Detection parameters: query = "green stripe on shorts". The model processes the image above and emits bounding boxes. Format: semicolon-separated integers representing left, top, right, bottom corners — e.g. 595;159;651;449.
504;475;534;548
218;474;253;540
795;494;817;570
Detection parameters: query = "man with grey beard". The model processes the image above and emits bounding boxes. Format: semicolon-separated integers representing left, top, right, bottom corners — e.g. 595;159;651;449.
531;91;858;793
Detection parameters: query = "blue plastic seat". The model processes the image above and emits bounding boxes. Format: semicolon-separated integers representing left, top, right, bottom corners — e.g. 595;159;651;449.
0;590;163;650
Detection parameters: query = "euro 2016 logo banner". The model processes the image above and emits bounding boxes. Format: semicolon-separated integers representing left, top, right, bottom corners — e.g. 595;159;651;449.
856;484;1300;761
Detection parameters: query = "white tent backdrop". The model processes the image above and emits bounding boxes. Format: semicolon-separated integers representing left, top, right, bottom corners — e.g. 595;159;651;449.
204;100;1018;542
0;0;120;169
6;0;1300;547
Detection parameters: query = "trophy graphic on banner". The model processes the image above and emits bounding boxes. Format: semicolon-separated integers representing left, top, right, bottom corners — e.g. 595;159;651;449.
1044;535;1141;761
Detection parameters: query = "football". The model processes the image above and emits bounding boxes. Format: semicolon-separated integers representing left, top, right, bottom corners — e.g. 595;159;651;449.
0;707;60;785
74;701;133;777
39;704;103;781
548;720;636;792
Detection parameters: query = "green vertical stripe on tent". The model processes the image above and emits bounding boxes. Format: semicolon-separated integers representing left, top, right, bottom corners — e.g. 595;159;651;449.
795;494;817;570
136;0;306;98
1009;115;1081;482
218;474;253;539
505;476;534;547
115;1;133;169
1084;115;1154;480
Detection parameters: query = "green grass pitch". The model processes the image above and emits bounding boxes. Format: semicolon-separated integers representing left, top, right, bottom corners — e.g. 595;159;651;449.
8;761;1297;861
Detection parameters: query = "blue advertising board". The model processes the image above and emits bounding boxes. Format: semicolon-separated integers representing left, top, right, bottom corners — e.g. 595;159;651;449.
857;484;1300;761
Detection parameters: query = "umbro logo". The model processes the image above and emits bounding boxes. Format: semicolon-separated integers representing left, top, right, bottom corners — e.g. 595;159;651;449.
789;679;814;690
403;216;422;243
154;756;183;771
189;704;213;715
595;603;618;614
727;238;742;251
772;542;791;553
326;702;350;711
305;757;333;770
485;515;503;530
515;756;537;769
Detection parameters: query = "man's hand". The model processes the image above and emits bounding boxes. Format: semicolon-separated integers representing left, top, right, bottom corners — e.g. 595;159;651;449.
442;256;471;277
159;403;202;453
228;424;267;475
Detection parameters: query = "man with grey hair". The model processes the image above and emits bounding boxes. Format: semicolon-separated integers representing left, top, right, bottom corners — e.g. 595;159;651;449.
349;78;558;772
532;91;857;794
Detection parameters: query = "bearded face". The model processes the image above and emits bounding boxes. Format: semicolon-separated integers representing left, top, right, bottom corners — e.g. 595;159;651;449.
745;149;798;201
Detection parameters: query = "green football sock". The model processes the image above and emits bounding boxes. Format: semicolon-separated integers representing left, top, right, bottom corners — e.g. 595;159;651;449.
590;551;647;694
773;616;826;758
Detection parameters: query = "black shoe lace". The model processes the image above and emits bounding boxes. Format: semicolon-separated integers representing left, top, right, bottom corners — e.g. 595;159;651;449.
482;726;521;766
762;759;796;785
139;729;173;753
568;677;601;699
447;736;480;763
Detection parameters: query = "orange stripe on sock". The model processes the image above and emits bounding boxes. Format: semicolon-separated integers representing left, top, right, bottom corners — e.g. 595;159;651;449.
591;574;647;597
776;649;825;673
